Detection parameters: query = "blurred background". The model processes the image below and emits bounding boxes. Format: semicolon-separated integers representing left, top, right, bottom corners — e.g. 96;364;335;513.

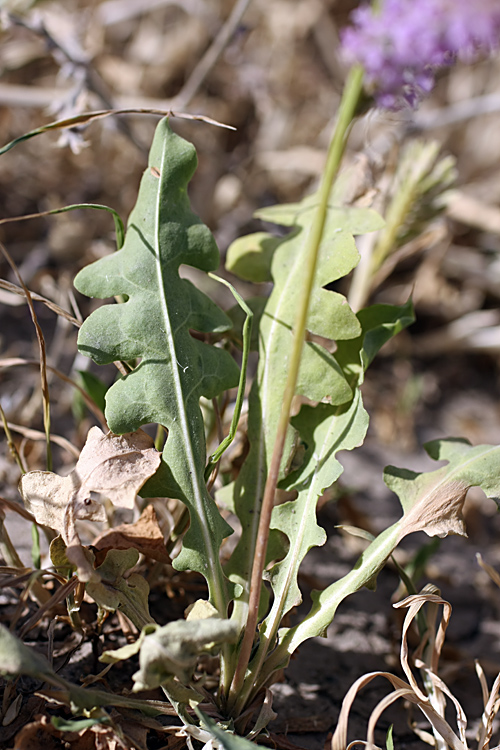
2;2;500;743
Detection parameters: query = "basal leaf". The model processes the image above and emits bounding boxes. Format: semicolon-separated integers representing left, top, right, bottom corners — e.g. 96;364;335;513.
130;618;239;689
74;119;240;611
263;393;368;626
261;436;500;686
225;194;384;623
85;548;153;630
385;438;500;539
258;303;413;644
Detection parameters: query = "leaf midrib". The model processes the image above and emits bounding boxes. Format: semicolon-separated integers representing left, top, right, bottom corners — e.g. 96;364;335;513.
154;145;223;612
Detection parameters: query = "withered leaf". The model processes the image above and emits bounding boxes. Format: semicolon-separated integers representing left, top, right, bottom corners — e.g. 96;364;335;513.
19;427;161;532
19;427;161;581
93;505;170;563
85;548;153;630
385;439;500;542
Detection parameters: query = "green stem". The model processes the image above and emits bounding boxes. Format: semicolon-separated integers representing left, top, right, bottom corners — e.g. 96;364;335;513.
204;274;253;481
251;523;401;700
226;64;365;714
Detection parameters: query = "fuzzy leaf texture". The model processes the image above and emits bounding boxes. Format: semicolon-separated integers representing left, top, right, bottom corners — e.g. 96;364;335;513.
74;119;240;610
225;189;385;619
256;302;414;651
263;436;500;680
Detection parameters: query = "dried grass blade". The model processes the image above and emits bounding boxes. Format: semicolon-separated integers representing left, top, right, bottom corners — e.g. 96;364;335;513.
416;666;468;746
19;576;79;638
476;661;490;713
4;422;80;459
331;669;467;750
0;571;36;594
477;553;500;589
0;358;106;429
0;108;235;156
478;671;500;750
0;279;80;325
366;687;416;748
0;495;36;523
0;401;26;473
8;569;46;629
394;591;451;699
0;242;51;469
417;703;468;750
331;671;411;750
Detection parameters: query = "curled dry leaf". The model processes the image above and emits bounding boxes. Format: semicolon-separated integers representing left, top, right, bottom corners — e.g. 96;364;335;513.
331;590;468;750
93;504;170;563
19;427;161;580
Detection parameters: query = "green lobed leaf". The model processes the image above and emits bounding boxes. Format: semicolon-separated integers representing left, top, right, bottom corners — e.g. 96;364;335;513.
260;436;500;688
130;617;240;689
254;303;413;653
384;438;500;539
74;119;240;612
85;548;153;630
225;194;384;624
263;393;369;624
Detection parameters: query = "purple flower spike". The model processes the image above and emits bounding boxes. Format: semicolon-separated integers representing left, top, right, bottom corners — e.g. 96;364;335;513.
341;0;500;109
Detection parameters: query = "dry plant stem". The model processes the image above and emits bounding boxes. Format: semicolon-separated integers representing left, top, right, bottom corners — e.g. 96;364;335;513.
0;358;106;429
0;108;235;158
172;0;253;109
0;242;52;471
0;402;26;474
226;65;365;712
4;421;80;459
19;576;79;638
0;279;80;327
0;512;25;569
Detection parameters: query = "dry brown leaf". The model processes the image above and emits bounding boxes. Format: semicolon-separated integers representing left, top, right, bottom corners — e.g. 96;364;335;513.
19;427;161;580
93;504;170;563
397;479;469;540
73;427;162;511
13;714;95;750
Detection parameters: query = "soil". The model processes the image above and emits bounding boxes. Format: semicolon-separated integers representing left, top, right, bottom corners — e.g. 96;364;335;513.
2;1;500;749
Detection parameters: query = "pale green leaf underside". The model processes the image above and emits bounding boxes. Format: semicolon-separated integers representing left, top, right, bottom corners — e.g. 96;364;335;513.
260;304;412;632
385;438;500;538
74;119;239;610
262;436;500;682
225;193;383;619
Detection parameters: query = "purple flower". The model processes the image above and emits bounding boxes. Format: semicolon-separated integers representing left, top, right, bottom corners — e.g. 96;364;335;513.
341;0;500;109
